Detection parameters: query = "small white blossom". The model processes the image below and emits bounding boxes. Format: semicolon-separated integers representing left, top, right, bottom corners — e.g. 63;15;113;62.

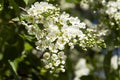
50;70;53;73
51;54;58;60
45;65;50;69
54;60;61;67
48;63;53;68
58;51;65;58
49;44;58;53
61;68;65;72
43;52;50;59
61;60;65;64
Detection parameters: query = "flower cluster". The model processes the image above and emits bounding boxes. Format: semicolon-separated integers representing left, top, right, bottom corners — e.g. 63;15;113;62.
106;0;120;24
42;51;66;73
21;2;104;73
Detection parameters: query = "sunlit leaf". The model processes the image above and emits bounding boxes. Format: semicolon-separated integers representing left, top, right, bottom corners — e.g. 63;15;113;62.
8;60;20;80
24;42;33;50
24;0;29;5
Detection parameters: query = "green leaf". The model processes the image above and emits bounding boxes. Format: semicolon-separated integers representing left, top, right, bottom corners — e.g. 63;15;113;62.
26;0;35;7
12;17;19;21
24;42;33;50
8;60;20;80
19;34;36;41
24;0;29;5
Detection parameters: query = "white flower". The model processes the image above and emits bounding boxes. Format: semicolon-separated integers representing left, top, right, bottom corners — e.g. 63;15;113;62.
43;52;50;59
57;37;66;45
54;60;60;66
51;54;58;60
35;30;44;40
46;25;60;42
26;25;36;35
49;43;58;53
60;65;64;68
61;60;65;64
61;68;65;72
58;51;65;58
45;64;50;69
55;42;65;50
69;17;80;25
48;63;53;68
79;22;86;29
58;12;69;25
50;70;53;73
62;29;72;40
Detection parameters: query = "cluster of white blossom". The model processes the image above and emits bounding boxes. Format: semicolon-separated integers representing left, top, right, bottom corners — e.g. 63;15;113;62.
74;58;91;80
21;2;104;73
106;0;120;24
42;51;66;73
